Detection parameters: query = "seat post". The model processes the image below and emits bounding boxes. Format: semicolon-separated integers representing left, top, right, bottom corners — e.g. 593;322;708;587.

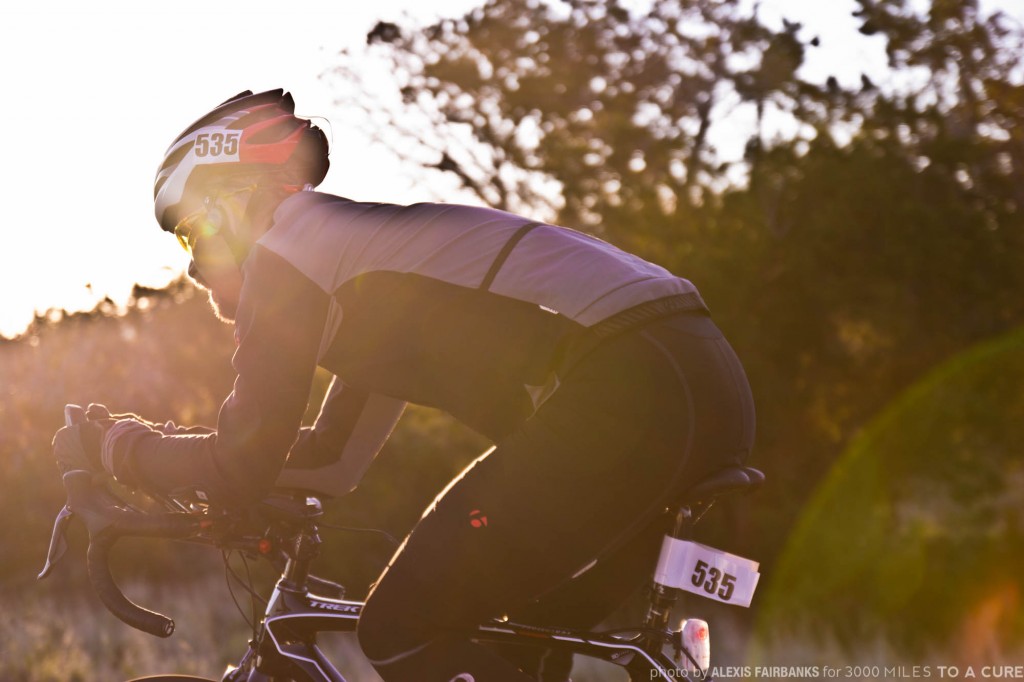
635;465;763;658
639;503;702;651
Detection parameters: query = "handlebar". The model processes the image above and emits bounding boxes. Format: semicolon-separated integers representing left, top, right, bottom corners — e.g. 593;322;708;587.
71;471;201;637
39;406;203;638
42;405;332;638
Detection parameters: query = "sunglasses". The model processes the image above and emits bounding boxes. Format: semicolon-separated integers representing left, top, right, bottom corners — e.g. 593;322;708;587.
172;208;212;256
171;185;257;256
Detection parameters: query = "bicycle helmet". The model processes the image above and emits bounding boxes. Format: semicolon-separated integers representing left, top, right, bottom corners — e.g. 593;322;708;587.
154;89;329;233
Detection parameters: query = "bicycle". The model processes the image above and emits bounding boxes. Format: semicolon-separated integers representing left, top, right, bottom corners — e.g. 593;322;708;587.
40;404;765;681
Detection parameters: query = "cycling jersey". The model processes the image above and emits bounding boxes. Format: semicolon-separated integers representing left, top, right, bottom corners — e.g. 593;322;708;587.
107;191;709;506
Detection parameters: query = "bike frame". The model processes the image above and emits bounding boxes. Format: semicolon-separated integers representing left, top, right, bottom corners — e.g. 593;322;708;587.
224;568;685;681
207;487;717;682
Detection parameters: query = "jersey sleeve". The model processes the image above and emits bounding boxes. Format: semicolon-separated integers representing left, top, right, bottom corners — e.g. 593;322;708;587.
275;375;406;497
107;245;331;507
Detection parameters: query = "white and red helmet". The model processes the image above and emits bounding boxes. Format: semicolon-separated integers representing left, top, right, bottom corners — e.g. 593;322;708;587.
153;89;329;232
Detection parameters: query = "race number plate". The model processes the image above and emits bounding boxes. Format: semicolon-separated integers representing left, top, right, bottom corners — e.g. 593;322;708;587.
653;537;760;607
192;130;242;163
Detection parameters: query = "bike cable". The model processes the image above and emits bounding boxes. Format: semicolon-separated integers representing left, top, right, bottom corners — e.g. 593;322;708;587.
222;550;264;639
317;522;400;548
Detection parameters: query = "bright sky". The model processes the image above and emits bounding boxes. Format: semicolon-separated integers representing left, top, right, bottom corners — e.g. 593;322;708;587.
0;0;482;338
0;0;1020;338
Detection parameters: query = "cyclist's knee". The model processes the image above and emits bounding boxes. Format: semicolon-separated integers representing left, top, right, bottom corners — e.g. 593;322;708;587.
356;597;389;662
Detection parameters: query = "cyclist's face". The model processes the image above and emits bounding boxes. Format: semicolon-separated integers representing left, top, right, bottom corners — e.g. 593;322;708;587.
190;231;243;322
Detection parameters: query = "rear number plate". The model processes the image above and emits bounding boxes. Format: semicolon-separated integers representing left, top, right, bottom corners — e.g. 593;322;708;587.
654;537;760;607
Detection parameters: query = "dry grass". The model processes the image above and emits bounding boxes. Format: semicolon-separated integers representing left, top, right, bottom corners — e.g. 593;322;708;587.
14;575;1018;682
1;578;248;681
0;577;711;682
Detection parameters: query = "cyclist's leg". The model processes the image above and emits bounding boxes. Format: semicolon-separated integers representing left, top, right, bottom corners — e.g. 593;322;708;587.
490;516;668;680
357;311;754;682
357;419;681;682
505;311;758;630
495;314;756;680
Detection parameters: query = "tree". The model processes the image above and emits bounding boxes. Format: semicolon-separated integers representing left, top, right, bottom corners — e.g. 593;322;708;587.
337;0;829;229
329;0;1024;640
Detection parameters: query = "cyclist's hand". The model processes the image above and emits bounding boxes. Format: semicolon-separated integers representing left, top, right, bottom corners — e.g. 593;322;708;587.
85;402;156;428
85;402;113;421
53;420;108;476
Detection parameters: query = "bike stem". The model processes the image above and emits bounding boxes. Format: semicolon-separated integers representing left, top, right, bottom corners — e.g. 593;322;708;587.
281;522;322;592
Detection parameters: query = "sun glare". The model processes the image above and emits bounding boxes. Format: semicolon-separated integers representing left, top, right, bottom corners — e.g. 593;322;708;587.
0;0;482;340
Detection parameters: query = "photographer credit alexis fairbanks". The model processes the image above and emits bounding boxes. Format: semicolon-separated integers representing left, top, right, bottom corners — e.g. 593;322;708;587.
655;665;1024;679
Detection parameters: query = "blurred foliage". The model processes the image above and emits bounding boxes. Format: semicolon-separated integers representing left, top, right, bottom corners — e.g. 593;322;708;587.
331;0;1024;651
0;281;488;675
0;281;235;588
760;325;1024;657
0;280;488;598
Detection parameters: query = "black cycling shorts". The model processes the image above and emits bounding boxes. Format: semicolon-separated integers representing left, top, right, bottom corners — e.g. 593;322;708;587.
358;311;756;681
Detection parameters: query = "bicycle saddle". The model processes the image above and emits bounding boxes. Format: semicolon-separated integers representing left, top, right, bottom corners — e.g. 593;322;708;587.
680;465;764;504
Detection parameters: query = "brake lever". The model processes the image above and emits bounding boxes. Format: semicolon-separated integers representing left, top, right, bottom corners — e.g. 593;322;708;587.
40;404;208;638
38;405;89;580
37;504;75;580
39;405;110;580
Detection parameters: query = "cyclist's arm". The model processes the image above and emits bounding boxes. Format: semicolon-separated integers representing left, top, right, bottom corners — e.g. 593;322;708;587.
153;421;216;436
275;375;405;496
103;246;330;507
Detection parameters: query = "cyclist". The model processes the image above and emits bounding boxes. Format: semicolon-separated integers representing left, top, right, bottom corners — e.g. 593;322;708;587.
53;89;755;682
